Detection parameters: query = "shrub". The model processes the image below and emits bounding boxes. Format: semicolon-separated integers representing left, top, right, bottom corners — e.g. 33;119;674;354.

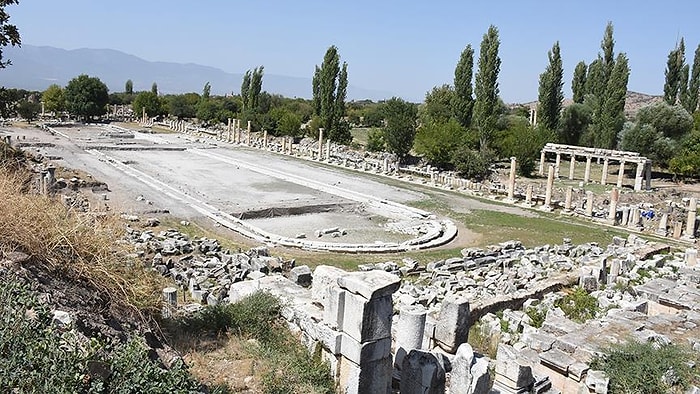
590;341;697;394
525;307;546;328
452;147;493;180
554;287;599;323
366;128;385;152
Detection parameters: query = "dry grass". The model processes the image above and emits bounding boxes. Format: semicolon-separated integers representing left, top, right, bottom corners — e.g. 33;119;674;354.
0;166;165;319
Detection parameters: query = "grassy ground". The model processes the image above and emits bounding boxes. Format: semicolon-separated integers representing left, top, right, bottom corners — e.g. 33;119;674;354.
350;127;371;148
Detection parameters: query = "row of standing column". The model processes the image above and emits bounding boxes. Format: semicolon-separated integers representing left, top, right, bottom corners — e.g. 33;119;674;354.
539;151;651;191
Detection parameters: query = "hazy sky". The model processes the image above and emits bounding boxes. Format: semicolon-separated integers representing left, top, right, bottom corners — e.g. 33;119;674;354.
8;1;700;102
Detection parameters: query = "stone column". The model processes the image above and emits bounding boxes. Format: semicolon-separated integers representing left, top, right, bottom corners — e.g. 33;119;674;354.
645;161;652;190
288;136;293;155
263;130;268;149
538;151;545;176
685;197;697;239
628;207;641;229
616;161;625;188
607;187;619;224
541;164;555;211
620;207;630;227
41;101;45;117
586;190;594;217
507;157;516;201
245;121;251;145
673;221;683;239
525;185;533;206
554;153;561;178
318;128;324;161
394;305;427;374
656;213;669;236
584;156;592;183
564;186;573;212
46;167;56;190
601;158;609;185
236;119;242;143
569;155;576;180
435;296;470;353
634;162;644;191
142;107;146;123
326;139;331;162
685;248;697;267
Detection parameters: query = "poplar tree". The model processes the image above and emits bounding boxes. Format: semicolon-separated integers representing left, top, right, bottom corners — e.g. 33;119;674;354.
537;41;564;131
598;53;630;149
151;82;158;95
473;25;501;152
453;44;474;128
664;38;685;105
241;70;251;110
312;45;351;143
572;61;587;103
683;43;700;114
125;79;133;95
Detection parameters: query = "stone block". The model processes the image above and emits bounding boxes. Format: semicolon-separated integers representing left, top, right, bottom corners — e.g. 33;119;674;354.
311;265;347;304
400;350;446;394
340;333;392;365
585;370;609;394
342;291;393;343
337;270;401;299
339;355;392;394
290;265;312;287
449;343;475;394
494;344;534;390
395;305;427;369
434;296;470;352
323;285;345;329
521;331;556;352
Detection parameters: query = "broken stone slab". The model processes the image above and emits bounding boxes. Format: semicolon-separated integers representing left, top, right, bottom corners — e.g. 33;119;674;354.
311;265;347;304
585;370;609;394
337;270;401;300
434;296;470;353
400;350;446;394
51;310;72;327
539;348;576;375
521;331;556;352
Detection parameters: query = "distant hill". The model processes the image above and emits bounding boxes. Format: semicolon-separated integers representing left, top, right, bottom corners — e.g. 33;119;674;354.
0;45;393;101
512;91;663;119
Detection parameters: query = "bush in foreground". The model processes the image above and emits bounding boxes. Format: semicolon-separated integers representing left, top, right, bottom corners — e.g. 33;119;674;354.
590;340;697;394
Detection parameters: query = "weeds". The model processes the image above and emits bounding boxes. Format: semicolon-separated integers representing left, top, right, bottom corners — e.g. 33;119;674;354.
555;287;600;323
590;340;698;394
525;307;546;328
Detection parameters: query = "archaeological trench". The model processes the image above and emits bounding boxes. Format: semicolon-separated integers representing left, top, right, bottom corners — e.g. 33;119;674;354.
3;119;700;394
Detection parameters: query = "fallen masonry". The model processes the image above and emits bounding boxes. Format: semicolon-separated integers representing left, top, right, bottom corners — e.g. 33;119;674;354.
140;226;700;393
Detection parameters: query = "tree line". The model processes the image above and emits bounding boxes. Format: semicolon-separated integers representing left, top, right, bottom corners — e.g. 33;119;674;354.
4;21;700;179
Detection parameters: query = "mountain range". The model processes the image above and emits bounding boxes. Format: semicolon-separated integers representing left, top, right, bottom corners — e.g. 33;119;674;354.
0;45;394;101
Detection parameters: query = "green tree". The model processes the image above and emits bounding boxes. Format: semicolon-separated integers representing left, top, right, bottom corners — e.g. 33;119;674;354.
601;22;615;83
421;85;455;124
41;84;65;114
572;61;587;104
636;101;693;139
125;79;133;95
202;82;211;99
453;44;474;128
64;74;109;121
663;38;685;105
312;46;351;144
132;91;163;118
249;66;264;110
151;82;158;95
16;99;39;122
366;128;385;152
473;25;501;152
537;41;564;132
276;110;301;137
558;103;591;145
596;53;630;149
382;97;417;160
683;43;700;114
670;130;700;177
584;59;604;98
619;121;674;166
0;0;20;69
414;119;469;169
241;70;251;110
167;93;199;119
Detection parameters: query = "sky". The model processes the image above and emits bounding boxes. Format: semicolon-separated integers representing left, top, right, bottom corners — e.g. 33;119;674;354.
8;1;700;103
